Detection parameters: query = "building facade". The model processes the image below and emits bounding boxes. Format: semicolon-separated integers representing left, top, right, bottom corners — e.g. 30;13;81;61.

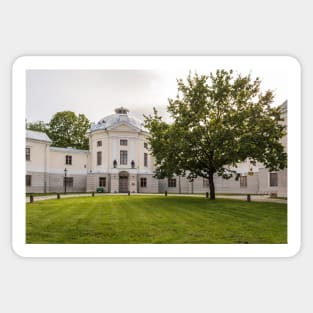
258;100;288;197
26;104;287;196
85;107;158;193
26;107;158;194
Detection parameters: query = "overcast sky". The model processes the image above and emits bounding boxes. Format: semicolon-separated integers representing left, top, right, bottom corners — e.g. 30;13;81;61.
26;69;288;124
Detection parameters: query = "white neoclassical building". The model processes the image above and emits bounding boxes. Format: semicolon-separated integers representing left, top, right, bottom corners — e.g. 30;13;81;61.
26;107;158;194
86;107;158;193
26;103;287;196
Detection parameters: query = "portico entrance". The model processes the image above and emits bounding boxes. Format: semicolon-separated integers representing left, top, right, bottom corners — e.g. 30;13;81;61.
119;171;129;193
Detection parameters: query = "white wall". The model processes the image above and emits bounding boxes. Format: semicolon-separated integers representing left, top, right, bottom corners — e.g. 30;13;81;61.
25;139;49;173
89;125;154;174
49;148;89;175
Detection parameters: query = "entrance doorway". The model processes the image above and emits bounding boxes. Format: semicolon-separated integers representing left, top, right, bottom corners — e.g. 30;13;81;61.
119;171;129;193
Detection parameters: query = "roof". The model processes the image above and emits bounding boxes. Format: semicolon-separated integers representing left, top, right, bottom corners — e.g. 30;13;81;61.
26;130;52;143
90;107;147;133
279;100;287;114
49;147;89;153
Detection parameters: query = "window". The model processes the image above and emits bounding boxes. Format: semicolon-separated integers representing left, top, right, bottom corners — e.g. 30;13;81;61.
113;160;117;168
168;178;176;188
97;151;102;165
140;177;147;187
64;177;73;188
65;155;72;165
203;178;209;187
120;139;128;146
144;153;148;167
26;147;30;161
270;172;278;187
240;176;247;188
144;142;148;149
99;177;106;187
97;140;102;147
131;160;135;168
120;150;127;165
26;175;31;186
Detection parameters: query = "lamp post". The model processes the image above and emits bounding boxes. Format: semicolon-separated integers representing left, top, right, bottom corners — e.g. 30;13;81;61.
64;168;68;194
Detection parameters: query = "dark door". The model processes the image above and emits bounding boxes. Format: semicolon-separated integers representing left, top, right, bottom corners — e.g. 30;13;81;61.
119;176;129;193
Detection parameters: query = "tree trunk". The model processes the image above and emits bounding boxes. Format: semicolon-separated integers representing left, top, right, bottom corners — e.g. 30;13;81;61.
208;171;215;200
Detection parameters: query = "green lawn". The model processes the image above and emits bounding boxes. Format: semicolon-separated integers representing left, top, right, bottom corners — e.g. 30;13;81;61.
26;195;287;244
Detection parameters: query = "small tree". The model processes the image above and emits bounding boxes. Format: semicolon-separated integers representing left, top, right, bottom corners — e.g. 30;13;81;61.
144;70;287;200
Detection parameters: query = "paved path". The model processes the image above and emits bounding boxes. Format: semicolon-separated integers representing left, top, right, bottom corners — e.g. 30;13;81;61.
26;193;287;204
216;195;287;204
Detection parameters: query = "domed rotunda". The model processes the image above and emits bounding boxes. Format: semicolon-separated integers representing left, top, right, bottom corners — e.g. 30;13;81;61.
86;107;158;193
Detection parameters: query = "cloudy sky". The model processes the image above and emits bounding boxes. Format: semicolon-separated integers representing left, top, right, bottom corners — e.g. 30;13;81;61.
26;69;288;124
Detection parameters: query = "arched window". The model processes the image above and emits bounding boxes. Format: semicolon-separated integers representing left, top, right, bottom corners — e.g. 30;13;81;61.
131;160;135;168
113;160;117;168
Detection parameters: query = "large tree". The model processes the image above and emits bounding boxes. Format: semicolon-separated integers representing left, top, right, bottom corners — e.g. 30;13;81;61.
48;111;90;150
144;70;287;200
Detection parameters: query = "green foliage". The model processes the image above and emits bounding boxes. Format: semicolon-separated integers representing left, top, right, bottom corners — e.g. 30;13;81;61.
144;70;287;200
48;111;90;149
27;112;90;149
26;120;48;133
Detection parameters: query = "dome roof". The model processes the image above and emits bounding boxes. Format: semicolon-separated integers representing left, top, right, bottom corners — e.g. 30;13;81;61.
90;107;147;132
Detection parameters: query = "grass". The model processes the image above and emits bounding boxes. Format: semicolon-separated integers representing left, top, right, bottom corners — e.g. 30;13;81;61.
26;195;287;244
